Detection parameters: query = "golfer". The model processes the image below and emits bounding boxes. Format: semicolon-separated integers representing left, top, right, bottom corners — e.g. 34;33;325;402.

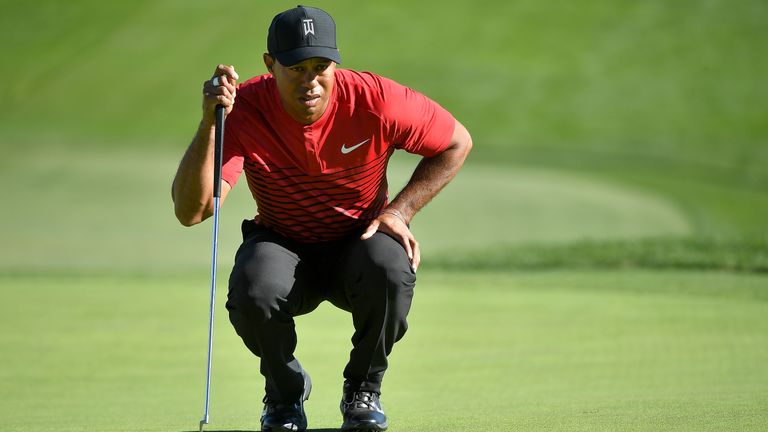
172;5;471;431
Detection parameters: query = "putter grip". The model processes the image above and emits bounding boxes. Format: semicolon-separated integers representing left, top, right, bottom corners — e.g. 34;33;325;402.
213;105;225;198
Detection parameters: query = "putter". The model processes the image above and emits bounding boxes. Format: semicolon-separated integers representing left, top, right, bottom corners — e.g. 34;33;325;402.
199;104;226;432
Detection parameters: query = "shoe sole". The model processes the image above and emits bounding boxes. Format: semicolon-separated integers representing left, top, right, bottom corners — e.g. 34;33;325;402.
262;419;308;432
302;371;312;402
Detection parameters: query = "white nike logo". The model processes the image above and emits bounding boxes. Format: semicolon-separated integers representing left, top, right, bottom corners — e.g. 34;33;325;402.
341;138;370;154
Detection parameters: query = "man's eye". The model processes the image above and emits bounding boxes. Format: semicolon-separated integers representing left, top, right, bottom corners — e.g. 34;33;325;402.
291;67;304;72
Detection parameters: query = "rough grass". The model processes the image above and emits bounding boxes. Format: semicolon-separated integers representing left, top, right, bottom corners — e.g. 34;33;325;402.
428;237;768;274
1;1;766;182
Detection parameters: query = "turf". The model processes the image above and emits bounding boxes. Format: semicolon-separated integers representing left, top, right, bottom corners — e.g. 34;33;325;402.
1;0;766;245
0;147;695;273
1;270;766;432
428;237;768;273
0;1;766;431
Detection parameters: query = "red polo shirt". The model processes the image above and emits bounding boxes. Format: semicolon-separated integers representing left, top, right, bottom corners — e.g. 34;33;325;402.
221;68;455;242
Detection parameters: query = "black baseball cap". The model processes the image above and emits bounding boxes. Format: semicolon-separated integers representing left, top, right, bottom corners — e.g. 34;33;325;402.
267;5;342;66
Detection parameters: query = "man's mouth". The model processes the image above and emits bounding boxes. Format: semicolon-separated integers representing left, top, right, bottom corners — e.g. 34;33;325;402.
299;94;321;107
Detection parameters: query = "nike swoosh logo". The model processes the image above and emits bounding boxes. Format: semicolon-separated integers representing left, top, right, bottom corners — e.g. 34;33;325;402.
341;138;371;154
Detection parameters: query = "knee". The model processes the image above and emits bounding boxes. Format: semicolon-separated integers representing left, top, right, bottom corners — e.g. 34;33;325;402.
347;233;416;299
351;232;413;276
227;270;288;324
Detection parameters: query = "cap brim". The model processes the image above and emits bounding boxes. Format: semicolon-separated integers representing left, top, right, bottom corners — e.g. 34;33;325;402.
274;46;342;66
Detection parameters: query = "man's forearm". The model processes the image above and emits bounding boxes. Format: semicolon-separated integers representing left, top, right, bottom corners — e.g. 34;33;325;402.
172;123;217;226
173;65;238;226
388;149;464;223
388;121;472;223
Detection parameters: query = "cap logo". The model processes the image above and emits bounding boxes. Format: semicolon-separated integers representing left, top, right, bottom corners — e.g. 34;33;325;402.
301;19;315;36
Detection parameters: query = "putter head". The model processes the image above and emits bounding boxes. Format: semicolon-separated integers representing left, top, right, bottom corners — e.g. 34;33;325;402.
199;418;207;432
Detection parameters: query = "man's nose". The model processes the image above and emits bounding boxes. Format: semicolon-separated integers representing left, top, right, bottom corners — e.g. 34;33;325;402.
302;71;319;88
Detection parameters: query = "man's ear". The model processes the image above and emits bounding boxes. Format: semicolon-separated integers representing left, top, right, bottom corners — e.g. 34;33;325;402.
263;53;274;73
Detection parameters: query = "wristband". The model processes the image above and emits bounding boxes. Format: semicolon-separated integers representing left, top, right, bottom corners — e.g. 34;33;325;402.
379;209;407;225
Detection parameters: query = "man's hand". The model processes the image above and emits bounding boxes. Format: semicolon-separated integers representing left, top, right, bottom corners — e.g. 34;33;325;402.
361;210;420;271
202;64;239;126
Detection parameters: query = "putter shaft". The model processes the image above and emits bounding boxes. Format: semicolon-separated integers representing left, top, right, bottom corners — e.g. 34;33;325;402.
199;105;225;430
200;196;220;430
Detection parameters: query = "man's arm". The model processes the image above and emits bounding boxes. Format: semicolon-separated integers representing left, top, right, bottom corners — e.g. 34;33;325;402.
362;119;473;270
172;65;239;226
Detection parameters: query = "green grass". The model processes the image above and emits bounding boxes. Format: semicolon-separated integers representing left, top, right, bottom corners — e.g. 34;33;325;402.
1;270;766;431
1;1;767;177
0;147;763;274
0;148;699;273
428;237;768;274
0;1;767;431
0;0;765;247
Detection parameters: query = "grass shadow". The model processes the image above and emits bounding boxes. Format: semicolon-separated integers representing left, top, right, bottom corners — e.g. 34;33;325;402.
180;429;338;432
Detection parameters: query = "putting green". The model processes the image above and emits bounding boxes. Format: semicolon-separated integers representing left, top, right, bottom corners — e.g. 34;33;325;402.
0;270;765;431
0;148;690;273
388;155;692;250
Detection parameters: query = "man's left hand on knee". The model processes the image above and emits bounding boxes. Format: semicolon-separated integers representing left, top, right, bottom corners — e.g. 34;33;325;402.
361;210;420;271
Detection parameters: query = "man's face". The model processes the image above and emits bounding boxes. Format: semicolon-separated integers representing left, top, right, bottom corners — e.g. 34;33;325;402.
265;55;336;125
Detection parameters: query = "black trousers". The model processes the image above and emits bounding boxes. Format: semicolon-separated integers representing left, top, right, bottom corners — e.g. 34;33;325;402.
226;220;416;403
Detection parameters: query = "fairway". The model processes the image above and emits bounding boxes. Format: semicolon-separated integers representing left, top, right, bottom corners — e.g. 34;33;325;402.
0;270;766;432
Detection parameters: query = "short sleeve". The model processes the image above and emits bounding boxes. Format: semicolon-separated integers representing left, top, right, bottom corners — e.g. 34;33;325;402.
379;77;456;157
